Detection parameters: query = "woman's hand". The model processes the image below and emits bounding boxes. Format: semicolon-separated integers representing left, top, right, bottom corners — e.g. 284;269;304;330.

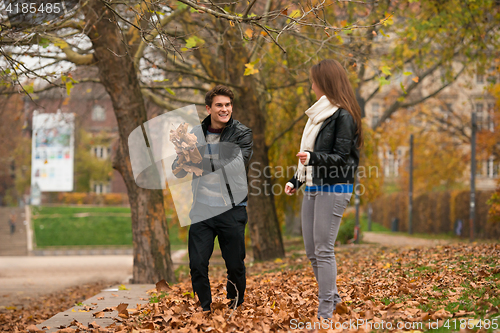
296;152;309;165
285;184;296;195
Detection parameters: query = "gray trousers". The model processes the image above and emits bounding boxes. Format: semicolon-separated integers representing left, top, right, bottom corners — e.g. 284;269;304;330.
301;190;352;319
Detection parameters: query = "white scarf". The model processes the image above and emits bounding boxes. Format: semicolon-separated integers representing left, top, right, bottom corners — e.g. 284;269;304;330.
296;95;339;186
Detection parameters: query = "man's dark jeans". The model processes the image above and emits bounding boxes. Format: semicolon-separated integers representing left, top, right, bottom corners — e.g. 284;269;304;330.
188;203;247;311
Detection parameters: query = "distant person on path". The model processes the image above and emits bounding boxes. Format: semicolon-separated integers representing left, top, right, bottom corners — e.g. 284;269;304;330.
172;85;253;312
285;59;363;320
9;214;16;235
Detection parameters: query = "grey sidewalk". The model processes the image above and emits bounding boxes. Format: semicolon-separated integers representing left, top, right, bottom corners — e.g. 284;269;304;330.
0;250;187;308
362;231;453;247
36;284;155;332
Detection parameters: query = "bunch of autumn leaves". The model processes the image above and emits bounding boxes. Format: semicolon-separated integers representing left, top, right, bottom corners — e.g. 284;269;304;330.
170;123;203;177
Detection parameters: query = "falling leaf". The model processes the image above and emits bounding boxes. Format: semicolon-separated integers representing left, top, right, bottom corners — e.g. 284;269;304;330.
380;65;392;76
53;40;68;49
176;1;188;10
24;85;34;94
244;58;260;76
185;36;205;48
65;81;73;96
378;77;390;86
412;76;419;83
165;88;176;96
244;28;253;39
400;82;407;95
156;280;170;292
290;9;301;18
380;29;390;37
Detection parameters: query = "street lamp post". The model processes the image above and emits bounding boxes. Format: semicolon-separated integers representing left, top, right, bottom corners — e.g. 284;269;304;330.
409;134;414;235
470;112;476;242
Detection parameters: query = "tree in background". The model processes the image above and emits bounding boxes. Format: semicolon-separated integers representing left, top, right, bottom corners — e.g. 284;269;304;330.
0;0;359;279
485;65;500;224
0;95;25;205
74;130;113;192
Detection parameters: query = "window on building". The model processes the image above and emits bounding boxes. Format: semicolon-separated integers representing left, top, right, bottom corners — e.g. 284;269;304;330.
486;156;499;178
487;66;498;84
91;145;109;159
476;103;484;130
487;103;496;132
92;181;111;194
372;103;380;128
91;105;106;122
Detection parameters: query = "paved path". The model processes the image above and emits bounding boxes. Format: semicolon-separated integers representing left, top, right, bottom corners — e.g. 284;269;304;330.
0;255;133;308
362;231;453;247
37;283;155;333
0;249;187;308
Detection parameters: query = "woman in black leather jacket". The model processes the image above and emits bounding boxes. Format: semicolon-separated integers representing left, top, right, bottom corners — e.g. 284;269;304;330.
285;59;363;320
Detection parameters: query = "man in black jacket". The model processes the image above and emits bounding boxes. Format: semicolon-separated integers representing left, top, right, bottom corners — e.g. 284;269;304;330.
172;85;253;312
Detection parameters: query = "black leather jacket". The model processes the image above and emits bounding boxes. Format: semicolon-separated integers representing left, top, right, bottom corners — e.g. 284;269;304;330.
288;108;359;189
172;115;253;206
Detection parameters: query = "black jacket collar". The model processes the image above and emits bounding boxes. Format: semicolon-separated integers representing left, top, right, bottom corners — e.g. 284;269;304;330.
201;115;234;132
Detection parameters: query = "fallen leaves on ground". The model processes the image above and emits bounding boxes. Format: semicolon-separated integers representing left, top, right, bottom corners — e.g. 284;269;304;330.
4;243;500;332
50;243;500;332
0;281;117;333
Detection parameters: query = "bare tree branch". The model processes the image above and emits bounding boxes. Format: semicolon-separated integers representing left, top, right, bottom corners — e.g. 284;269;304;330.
267;113;307;149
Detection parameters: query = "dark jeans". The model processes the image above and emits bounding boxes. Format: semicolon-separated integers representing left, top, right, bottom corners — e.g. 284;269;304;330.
188;203;247;311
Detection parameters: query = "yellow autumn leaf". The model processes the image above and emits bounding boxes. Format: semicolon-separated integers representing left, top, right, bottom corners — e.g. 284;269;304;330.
274;258;282;263
290;9;301;18
244;28;253;39
380;65;392;75
412;77;419;83
244;59;260;76
54;40;68;49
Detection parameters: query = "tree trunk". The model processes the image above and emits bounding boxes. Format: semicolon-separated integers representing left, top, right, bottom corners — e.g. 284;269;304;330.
236;84;285;261
83;0;175;283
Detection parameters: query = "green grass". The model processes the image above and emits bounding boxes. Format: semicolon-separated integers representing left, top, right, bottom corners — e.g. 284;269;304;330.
358;214;391;232
32;205;187;248
32;205;131;216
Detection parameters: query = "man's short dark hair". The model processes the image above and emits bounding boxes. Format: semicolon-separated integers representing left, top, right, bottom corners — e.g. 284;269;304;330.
205;85;234;107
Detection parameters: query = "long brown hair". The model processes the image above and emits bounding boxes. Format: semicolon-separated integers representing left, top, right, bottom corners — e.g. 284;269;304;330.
310;59;364;148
